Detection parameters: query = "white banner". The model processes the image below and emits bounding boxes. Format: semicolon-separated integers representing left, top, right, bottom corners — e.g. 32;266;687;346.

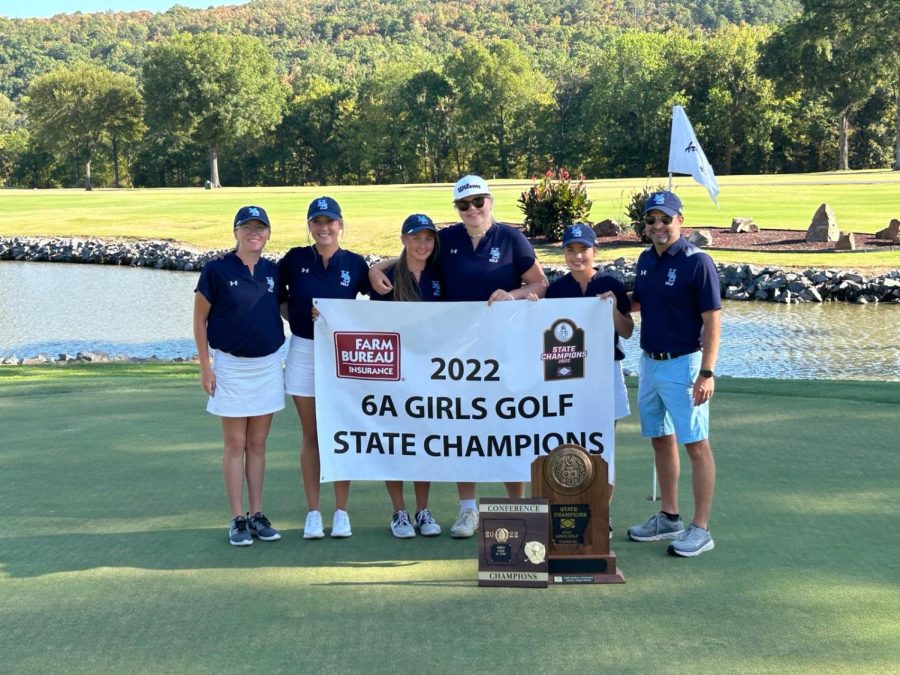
668;104;719;206
313;298;615;483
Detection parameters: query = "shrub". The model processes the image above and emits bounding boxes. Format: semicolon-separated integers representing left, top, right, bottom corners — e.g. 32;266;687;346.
518;167;592;241
624;182;670;242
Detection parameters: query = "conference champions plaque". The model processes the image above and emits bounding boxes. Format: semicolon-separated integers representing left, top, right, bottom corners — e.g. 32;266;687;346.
477;498;549;588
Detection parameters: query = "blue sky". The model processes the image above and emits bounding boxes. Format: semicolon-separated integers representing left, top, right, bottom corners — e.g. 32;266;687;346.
0;1;248;19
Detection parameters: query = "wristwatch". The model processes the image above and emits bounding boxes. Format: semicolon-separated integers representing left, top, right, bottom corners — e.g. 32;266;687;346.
699;369;714;378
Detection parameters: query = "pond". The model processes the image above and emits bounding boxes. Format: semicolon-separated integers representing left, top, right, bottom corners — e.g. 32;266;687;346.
2;261;898;381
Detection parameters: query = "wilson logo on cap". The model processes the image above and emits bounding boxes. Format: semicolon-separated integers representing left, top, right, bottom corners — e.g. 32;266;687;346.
456;183;481;193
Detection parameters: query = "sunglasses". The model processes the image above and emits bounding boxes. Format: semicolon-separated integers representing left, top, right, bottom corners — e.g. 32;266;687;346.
644;215;674;226
455;196;486;211
236;224;269;233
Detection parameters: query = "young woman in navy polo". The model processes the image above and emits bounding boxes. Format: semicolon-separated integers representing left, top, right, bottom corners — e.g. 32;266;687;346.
278;196;372;540
371;214;443;539
370;175;549;539
193;206;285;547
542;225;634;531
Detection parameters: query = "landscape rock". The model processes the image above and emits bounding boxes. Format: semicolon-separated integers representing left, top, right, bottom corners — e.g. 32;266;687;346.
874;218;900;243
687;229;713;247
730;218;759;233
594;219;624;237
835;232;857;251
805;203;840;242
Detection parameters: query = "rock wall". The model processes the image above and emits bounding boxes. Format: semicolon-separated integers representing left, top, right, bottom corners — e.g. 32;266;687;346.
2;236;898;304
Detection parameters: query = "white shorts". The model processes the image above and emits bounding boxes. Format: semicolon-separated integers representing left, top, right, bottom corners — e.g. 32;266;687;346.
206;350;285;418
284;335;315;397
613;359;630;420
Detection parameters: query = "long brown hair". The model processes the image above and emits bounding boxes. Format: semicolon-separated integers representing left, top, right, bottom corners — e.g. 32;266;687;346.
391;231;440;302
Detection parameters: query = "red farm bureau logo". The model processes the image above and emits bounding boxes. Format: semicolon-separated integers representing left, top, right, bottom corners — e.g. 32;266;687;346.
334;332;401;381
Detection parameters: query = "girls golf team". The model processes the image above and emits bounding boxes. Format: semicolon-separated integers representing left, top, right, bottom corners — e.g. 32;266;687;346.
193;176;633;546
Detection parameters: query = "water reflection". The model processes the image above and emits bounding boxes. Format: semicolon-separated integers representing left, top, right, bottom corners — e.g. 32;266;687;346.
3;261;898;381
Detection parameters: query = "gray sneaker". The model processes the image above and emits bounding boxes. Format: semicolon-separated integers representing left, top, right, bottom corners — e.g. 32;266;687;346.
415;508;442;537
390;510;416;539
627;512;684;542
450;508;479;538
228;515;252;546
667;524;715;557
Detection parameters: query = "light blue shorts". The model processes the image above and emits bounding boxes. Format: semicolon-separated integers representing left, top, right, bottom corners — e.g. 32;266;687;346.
637;351;708;443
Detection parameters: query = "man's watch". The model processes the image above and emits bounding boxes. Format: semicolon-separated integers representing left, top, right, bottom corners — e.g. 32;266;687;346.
699;369;715;378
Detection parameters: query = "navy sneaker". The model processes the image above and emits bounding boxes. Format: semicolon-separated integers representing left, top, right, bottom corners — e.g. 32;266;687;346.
228;515;252;546
247;511;281;541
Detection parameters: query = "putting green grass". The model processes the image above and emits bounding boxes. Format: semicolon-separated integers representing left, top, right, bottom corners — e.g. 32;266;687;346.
2;169;898;270
1;364;898;672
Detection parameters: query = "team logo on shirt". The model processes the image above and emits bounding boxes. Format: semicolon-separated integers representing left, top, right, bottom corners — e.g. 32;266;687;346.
229;280;238;287
266;276;275;293
432;280;441;297
541;319;587;381
665;268;677;286
340;270;351;287
334;332;401;381
489;247;501;263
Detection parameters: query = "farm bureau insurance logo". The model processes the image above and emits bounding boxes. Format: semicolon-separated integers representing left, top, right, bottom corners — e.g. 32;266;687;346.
334;332;401;381
541;319;586;381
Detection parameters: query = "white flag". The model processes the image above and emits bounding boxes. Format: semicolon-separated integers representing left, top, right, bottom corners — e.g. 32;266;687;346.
668;105;719;206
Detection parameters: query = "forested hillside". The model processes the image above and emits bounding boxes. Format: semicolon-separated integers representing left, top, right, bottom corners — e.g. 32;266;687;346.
1;0;896;188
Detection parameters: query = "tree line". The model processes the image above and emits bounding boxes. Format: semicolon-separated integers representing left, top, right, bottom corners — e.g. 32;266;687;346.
0;0;895;188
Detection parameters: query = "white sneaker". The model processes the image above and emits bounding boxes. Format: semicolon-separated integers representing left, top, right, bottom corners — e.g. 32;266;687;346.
390;510;416;539
331;509;352;538
450;508;479;538
303;510;324;539
414;508;442;537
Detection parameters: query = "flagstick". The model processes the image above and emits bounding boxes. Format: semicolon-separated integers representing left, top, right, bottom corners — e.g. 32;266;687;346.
667;172;672;191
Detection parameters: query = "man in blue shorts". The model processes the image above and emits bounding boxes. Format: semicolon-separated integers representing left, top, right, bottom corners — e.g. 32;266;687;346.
626;191;721;557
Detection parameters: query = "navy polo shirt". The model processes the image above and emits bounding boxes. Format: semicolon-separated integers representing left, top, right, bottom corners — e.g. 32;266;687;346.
437;223;536;301
632;236;721;354
546;270;630;360
370;264;442;302
278;246;372;339
195;252;285;358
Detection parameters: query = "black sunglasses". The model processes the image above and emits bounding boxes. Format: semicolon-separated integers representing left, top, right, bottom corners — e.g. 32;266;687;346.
644;215;674;226
455;196;486;211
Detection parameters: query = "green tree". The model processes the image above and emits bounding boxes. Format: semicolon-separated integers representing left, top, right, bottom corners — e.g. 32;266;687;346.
760;0;899;170
23;63;143;189
0;93;28;186
142;32;287;187
444;39;552;178
686;25;781;174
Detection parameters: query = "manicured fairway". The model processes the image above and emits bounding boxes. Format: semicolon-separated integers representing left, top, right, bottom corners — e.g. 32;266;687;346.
2;169;898;270
1;364;897;672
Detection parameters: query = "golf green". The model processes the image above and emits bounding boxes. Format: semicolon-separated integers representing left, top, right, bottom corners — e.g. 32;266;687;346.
1;365;897;672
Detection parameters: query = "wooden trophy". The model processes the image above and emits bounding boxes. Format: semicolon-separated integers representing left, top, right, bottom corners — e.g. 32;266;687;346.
531;443;624;584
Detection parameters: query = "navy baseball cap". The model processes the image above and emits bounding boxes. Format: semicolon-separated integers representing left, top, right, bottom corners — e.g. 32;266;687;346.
561;224;596;248
642;191;682;217
234;205;270;228
402;213;437;235
307;196;342;221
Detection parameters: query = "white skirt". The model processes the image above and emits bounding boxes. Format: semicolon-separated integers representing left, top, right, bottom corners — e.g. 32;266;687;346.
206;350;285;417
284;335;315;397
613;360;630;421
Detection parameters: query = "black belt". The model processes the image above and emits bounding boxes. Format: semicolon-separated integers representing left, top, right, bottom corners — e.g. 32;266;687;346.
644;349;700;361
